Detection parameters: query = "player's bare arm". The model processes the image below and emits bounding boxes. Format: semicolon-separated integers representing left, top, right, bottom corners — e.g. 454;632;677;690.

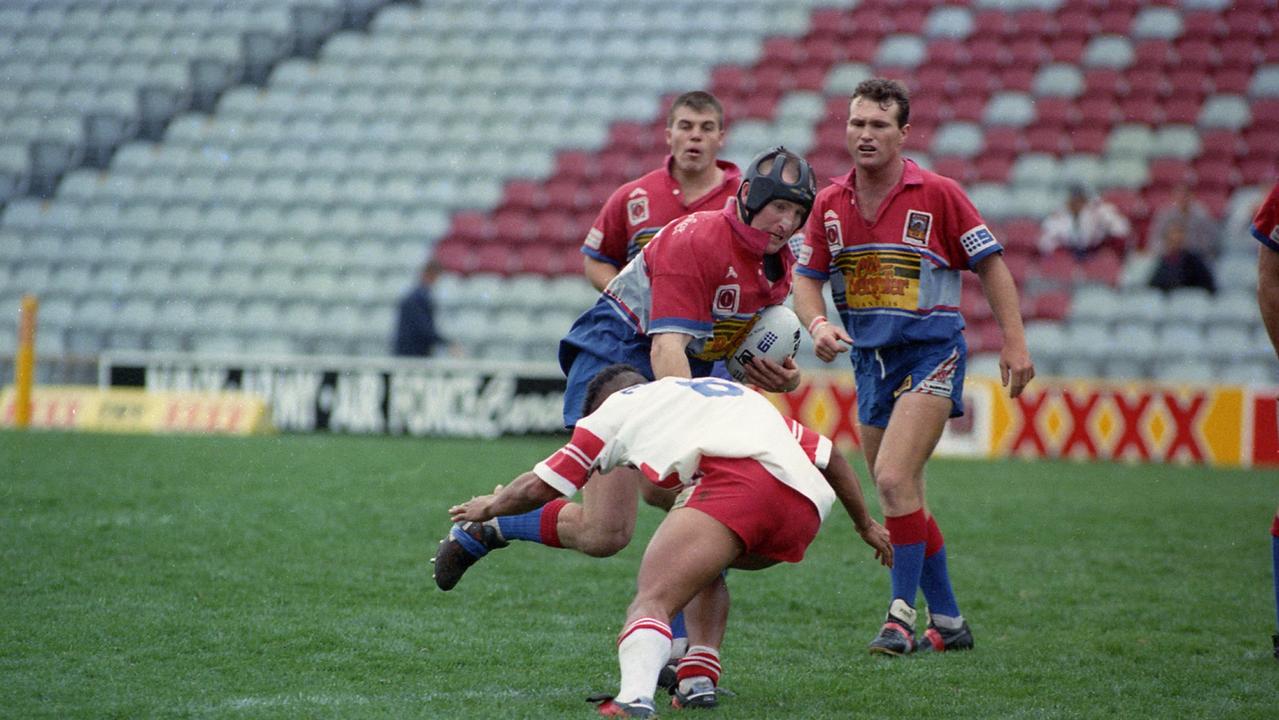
794;274;852;362
822;450;893;567
974;253;1034;398
650;332;695;379
744;356;801;393
583;256;619;293
1258;246;1279;357
450;471;562;523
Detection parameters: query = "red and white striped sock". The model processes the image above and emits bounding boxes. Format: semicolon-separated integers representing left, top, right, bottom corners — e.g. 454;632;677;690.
616;617;672;703
676;644;721;687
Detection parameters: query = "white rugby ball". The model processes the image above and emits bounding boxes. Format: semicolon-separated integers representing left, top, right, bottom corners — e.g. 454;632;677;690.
724;305;802;382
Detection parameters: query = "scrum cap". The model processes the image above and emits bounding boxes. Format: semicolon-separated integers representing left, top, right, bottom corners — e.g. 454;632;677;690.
737;146;817;228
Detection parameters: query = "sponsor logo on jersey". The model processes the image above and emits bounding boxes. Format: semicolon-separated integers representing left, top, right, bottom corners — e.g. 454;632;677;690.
713;284;741;314
725;266;738;279
627;191;650;226
585;227;604;249
823;210;842;252
959;224;998;257
903;210;932;247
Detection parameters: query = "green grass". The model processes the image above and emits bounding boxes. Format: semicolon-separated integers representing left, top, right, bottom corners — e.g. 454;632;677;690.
2;430;1277;719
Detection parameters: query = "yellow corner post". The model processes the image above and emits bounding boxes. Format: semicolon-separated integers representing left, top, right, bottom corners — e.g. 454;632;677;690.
14;294;38;428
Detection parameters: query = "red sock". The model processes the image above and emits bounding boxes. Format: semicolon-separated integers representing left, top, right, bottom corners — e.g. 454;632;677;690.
540;498;567;548
1270;513;1279;537
885;508;929;545
925;513;944;557
676;645;721;686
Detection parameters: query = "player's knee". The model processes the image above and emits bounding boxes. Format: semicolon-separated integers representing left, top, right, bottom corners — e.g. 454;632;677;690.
873;468;913;505
579;524;634;557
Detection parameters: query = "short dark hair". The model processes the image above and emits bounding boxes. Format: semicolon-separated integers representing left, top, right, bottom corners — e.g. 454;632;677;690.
667;91;725;129
852;78;910;128
581;364;647;418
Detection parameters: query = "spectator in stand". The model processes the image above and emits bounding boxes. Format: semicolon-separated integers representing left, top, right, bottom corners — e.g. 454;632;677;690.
392;260;449;357
1037;184;1131;260
1147;182;1219;258
1147;220;1217;295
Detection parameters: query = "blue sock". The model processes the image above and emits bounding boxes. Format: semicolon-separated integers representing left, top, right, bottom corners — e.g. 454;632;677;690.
890;542;925;609
1272;533;1278;631
671;611;687;642
496;509;546;543
920;546;961;619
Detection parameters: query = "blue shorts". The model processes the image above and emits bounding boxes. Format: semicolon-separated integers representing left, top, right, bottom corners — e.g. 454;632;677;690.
850;335;967;429
559;300;713;427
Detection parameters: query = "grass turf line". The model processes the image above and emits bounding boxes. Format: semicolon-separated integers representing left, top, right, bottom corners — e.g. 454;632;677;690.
2;430;1277;719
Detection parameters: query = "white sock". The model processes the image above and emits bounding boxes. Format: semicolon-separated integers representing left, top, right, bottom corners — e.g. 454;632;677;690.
616;618;671;703
930;612;964;630
668;637;689;662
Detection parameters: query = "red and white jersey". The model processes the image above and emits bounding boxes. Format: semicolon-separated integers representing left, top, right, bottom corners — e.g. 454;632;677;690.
599;200;795;361
582;156;741;268
534;377;837;519
796;159;1002;349
1251;181;1279;253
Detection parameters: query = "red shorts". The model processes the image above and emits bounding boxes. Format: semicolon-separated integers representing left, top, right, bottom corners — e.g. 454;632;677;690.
680;455;821;564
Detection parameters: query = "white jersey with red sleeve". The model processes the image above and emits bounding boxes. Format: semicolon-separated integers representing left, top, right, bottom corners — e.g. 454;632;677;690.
581;158;741;268
533;377;837;520
1251;181;1279;253
796;158;1002;349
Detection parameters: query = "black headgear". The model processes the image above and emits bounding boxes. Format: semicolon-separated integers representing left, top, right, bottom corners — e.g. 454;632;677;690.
737;146;817;229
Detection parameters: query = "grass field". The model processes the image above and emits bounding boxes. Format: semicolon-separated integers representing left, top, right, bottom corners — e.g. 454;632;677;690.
3;429;1277;719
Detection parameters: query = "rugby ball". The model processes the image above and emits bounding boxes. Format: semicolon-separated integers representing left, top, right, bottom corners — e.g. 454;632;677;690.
724;305;802;382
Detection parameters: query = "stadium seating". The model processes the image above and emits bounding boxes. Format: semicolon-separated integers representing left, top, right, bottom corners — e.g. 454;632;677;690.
1;0;1276;386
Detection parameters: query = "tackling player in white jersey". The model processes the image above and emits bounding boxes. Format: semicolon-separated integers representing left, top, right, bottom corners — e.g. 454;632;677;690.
447;365;892;717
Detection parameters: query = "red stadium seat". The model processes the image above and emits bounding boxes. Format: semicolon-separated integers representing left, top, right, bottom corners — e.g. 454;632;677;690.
1218;41;1260;71
1055;9;1097;40
926;39;968;67
997;67;1037;94
1080;249;1122;287
1031;250;1079;289
1022;127;1065;155
931;156;973;184
1000;220;1041;255
1224;10;1271;41
1001;250;1032;284
1209;68;1251;95
502;180;548;213
1173;39;1219;70
1148;158;1193;189
493;208;538;245
1030;289;1073;321
432;240;474;274
1103;189;1148;225
1048;37;1087;63
554;151;595;182
1180;11;1224;41
1165;69;1210;98
449;211;493;244
1192;159;1237;195
1238;157;1278;185
1010;9;1055;38
1006;38;1048;68
1083;68;1125;97
1247;101;1279;132
972;10;1014;38
974;154;1013;183
983;127;1024;156
473;243;516;276
968;318;1006;354
1065;128;1108;154
1075;96;1119;126
1197;130;1244;160
517;244;559;276
1161;96;1201;125
1033;97;1078;128
762;36;807;67
1118;94;1162;125
947;94;986;122
1133;40;1175;69
1125;69;1168;97
965;38;1008;68
1096;9;1136;35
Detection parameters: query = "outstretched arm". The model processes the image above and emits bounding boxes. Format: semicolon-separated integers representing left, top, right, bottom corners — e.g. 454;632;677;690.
822;450;892;567
449;471;563;523
1259;247;1279;358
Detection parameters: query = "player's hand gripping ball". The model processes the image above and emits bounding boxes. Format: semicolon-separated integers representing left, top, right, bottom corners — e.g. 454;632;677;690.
724;305;802;382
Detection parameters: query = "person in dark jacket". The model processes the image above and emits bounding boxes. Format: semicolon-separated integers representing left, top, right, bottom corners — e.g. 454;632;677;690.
393;260;447;356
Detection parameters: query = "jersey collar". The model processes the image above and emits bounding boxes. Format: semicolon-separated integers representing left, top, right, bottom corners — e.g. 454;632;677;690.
663;156;743;198
722;198;787;259
831;157;923;194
